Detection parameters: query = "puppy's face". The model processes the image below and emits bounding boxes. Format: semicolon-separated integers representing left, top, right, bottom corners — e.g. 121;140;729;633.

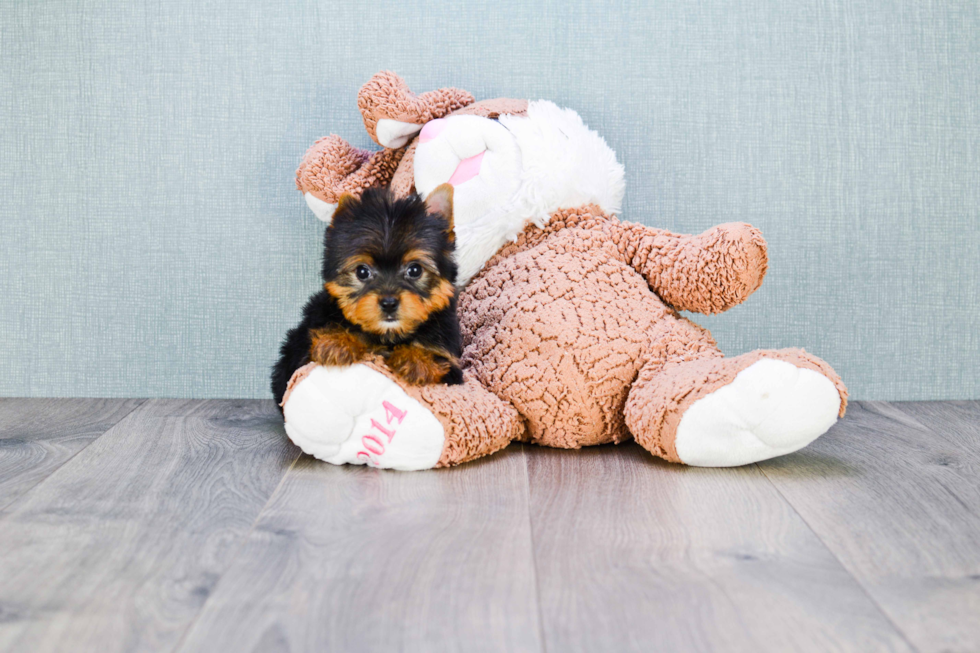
322;185;456;339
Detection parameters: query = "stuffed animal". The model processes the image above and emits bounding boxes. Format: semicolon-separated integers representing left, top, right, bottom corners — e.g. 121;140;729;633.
281;71;848;470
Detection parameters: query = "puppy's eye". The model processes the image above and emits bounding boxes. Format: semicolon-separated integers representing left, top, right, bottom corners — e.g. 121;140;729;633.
406;263;423;279
355;265;372;281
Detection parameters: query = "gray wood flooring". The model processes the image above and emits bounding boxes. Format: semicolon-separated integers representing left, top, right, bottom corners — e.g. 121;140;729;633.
0;399;977;652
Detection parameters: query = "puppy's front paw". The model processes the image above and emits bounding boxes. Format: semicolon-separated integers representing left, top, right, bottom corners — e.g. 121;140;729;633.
309;328;371;367
443;364;464;386
387;345;452;385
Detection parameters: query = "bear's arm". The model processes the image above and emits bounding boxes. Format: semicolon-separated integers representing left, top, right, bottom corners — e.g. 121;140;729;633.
612;221;769;315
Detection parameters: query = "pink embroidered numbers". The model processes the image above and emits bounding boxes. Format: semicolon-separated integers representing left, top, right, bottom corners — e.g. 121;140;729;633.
356;400;408;466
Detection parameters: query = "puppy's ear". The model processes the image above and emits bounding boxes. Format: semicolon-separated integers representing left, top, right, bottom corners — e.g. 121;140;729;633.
334;192;357;216
326;194;357;235
424;183;454;239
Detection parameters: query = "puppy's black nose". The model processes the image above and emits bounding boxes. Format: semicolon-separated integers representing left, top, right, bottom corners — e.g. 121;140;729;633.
379;296;400;314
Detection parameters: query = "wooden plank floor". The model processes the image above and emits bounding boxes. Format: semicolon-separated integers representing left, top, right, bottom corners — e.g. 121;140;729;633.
0;399;976;652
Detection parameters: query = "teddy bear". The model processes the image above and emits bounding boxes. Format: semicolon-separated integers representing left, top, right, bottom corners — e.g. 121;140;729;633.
279;71;848;471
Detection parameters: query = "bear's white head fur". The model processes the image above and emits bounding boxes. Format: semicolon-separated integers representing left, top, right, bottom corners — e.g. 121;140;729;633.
413;101;626;286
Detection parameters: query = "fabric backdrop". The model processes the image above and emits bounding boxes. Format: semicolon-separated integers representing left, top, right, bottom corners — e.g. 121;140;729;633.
1;0;977;400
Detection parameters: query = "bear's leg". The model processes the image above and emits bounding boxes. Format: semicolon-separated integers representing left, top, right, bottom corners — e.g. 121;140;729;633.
280;360;523;470
625;349;847;467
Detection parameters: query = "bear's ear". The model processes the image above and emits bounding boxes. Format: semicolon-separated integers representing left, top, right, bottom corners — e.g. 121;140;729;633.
358;71;475;148
424;183;454;240
296;135;405;222
375;120;423;149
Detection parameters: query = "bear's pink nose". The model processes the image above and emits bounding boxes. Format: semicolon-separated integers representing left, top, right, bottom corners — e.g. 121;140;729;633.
448;151;485;186
419;118;447;143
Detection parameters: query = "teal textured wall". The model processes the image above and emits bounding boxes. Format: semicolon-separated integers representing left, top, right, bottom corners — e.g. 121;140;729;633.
1;0;977;399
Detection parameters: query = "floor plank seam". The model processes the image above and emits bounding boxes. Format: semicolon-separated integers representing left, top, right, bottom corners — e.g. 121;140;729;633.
755;459;922;653
170;444;303;653
0;398;149;517
5;400;975;651
521;445;549;653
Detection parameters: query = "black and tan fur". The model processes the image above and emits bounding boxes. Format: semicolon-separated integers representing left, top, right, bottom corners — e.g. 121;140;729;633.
271;185;463;407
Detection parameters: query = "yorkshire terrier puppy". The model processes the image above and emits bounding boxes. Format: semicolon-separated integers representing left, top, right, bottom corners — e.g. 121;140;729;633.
271;184;463;407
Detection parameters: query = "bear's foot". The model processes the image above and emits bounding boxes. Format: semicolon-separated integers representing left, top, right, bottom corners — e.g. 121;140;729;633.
281;363;445;470
675;358;841;466
626;349;848;467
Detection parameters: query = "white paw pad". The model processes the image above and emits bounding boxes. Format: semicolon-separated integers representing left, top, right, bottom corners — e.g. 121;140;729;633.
283;364;445;471
675;359;841;467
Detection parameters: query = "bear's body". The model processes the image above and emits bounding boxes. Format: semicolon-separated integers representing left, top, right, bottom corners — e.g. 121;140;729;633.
461;207;710;449
279;71;848;471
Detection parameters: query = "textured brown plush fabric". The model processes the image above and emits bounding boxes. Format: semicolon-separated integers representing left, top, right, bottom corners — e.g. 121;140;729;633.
287;72;848;467
281;359;523;469
295;135;405;203
389;140;418;200
461;205;772;449
403;369;525;467
615;221;769;314
625;348;849;462
452;98;528;120
357;70;475;145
